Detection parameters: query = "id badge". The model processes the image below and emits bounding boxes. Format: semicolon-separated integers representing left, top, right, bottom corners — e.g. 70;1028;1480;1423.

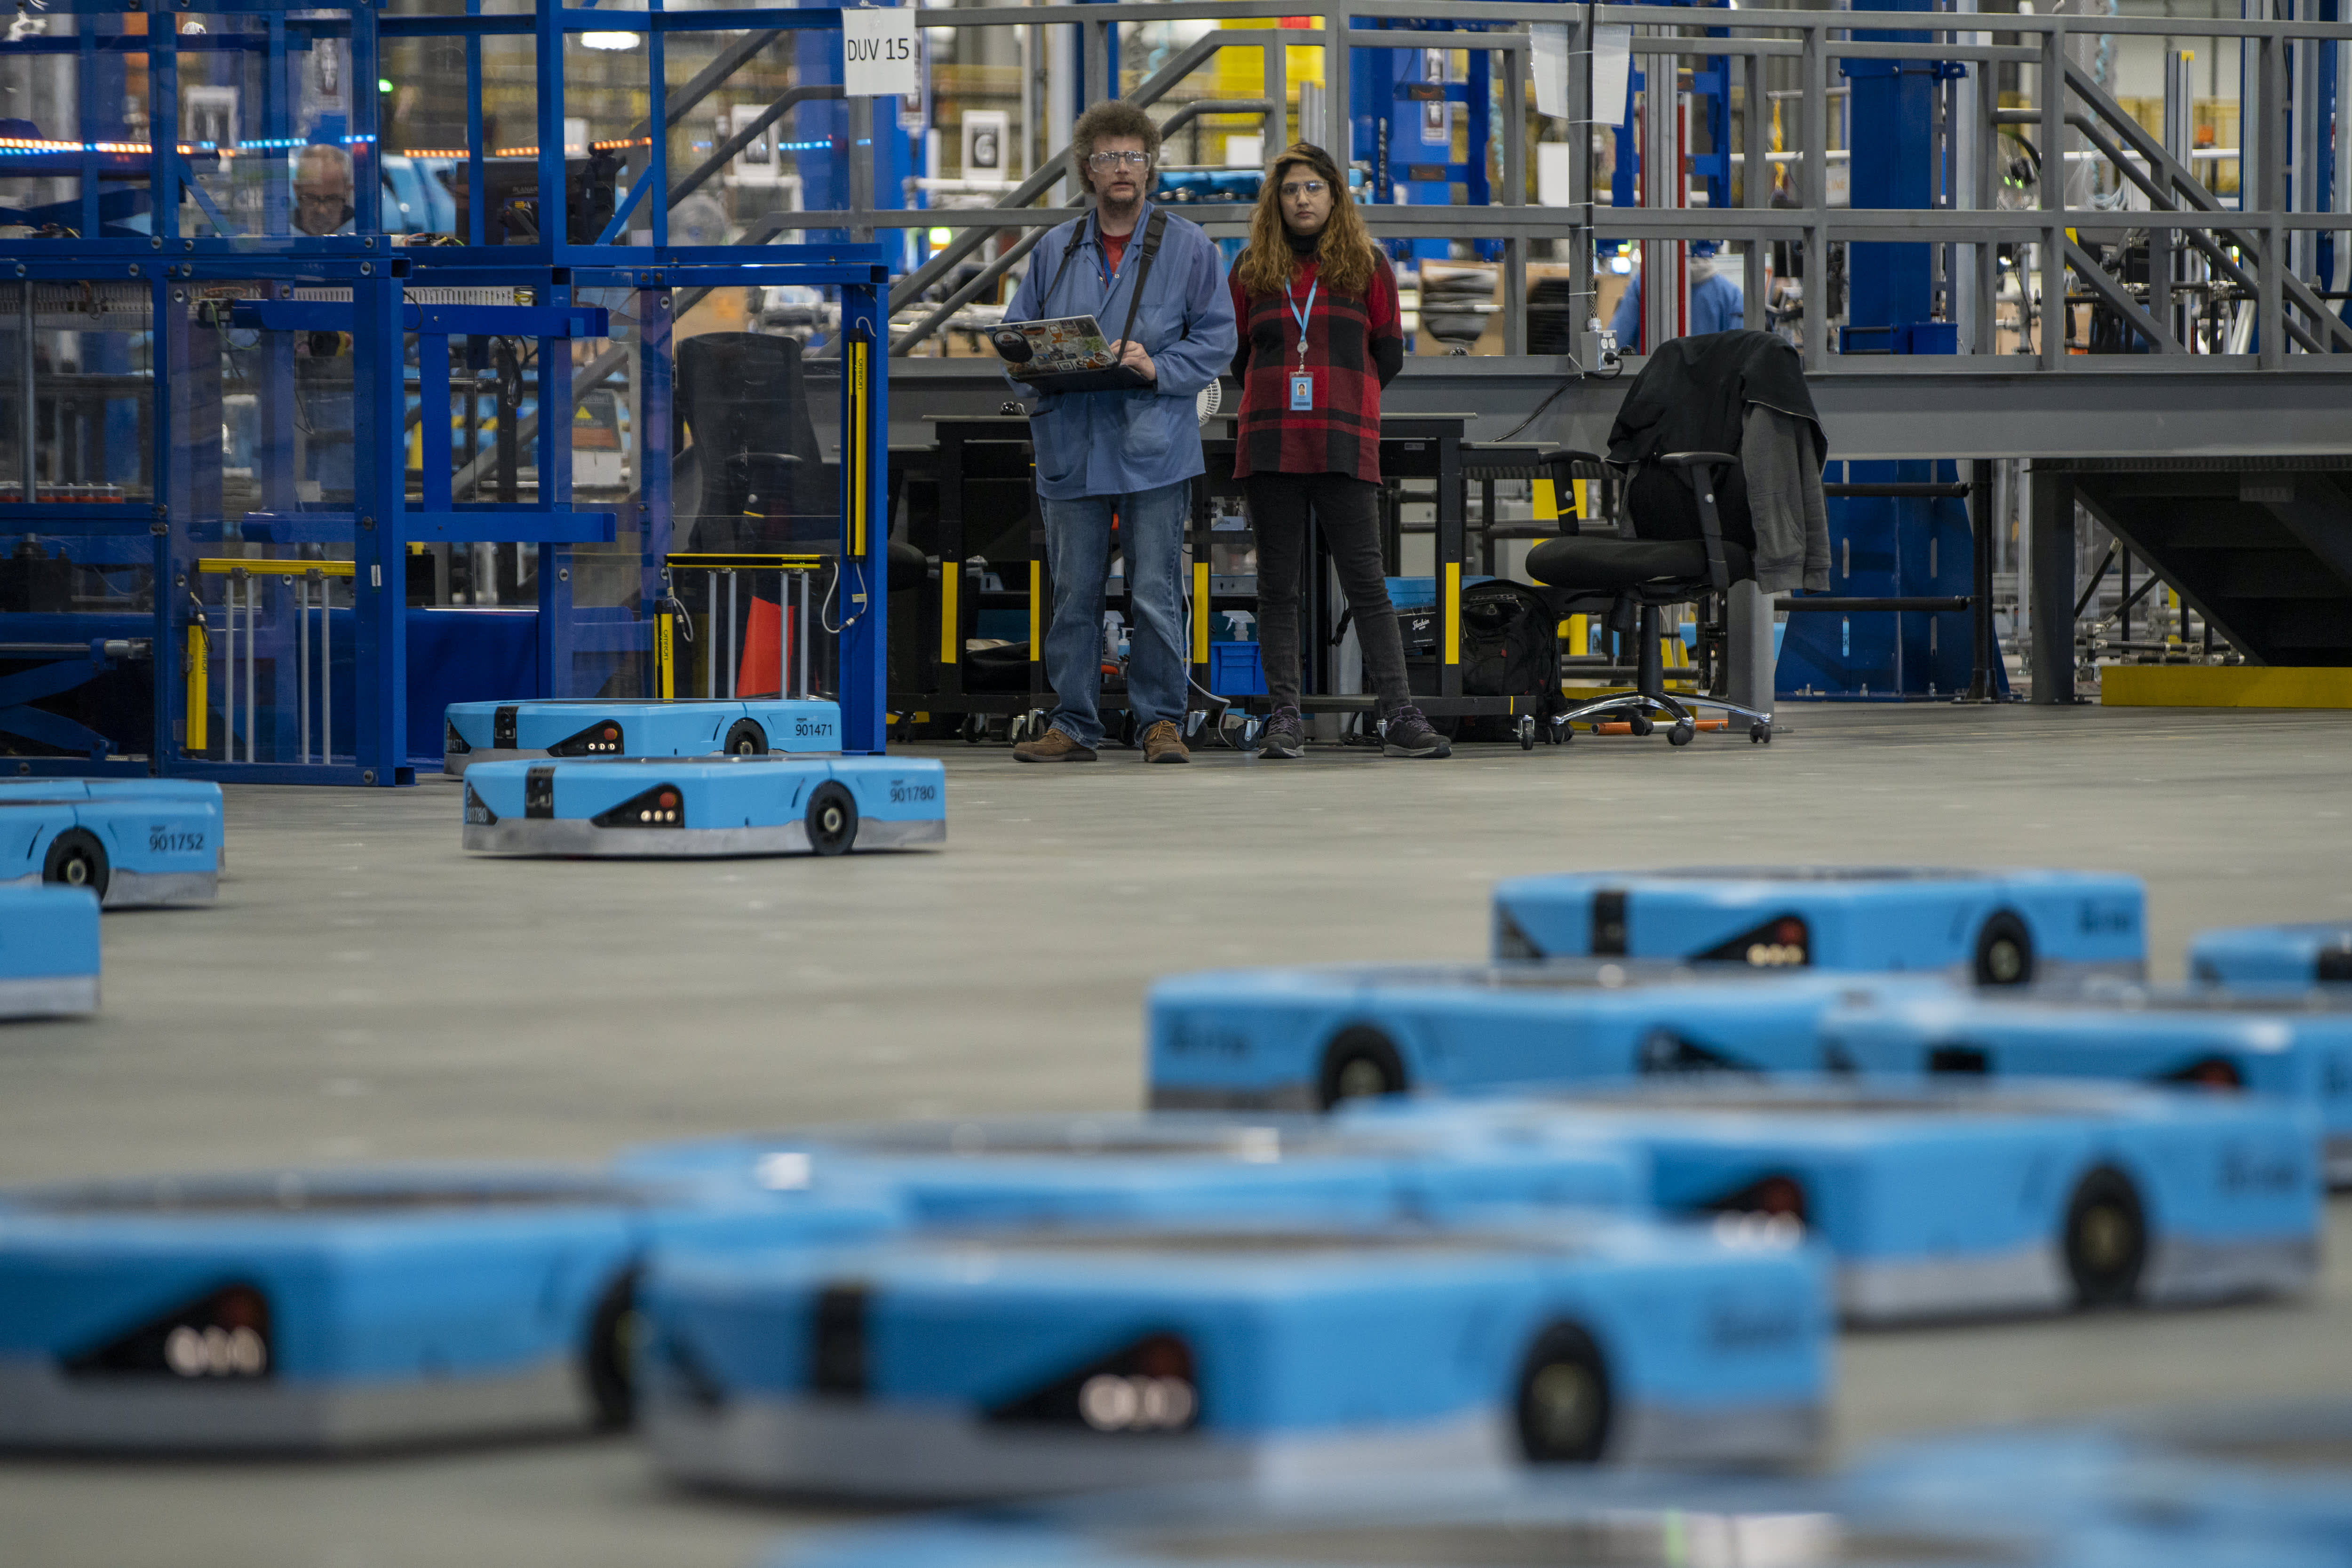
1288;372;1315;412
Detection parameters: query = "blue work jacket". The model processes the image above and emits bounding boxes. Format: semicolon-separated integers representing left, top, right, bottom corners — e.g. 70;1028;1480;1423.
1001;201;1236;501
1610;271;1745;353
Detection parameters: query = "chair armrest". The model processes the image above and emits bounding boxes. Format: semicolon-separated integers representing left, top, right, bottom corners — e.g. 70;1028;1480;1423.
1534;448;1607;537
1657;450;1738;470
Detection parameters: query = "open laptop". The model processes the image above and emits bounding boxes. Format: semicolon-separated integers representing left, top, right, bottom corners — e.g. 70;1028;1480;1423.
992;314;1120;383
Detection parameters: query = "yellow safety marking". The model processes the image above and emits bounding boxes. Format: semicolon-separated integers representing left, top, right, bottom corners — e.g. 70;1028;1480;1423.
185;622;207;753
2101;665;2352;709
1533;478;1557;522
195;558;356;576
1192;562;1211;663
1028;561;1042;660
1443;562;1461;664
1567;613;1588;655
940;559;960;666
655;611;674;699
849;338;869;558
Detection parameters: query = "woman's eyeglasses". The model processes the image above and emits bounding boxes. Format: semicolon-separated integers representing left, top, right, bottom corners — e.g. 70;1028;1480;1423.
1279;180;1328;198
1087;150;1152;171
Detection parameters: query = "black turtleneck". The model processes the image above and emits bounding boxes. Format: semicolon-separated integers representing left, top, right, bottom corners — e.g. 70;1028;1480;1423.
1230;229;1406;387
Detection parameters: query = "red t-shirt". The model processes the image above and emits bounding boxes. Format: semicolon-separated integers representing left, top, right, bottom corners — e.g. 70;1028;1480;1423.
1228;252;1402;483
1099;229;1130;279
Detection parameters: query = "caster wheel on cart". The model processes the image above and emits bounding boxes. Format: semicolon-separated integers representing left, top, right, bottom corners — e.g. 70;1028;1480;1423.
1627;713;1654;738
1240;716;1264;753
1750;722;1773;745
1518;715;1538;751
1006;713;1028;746
961;713;985;745
1667;719;1696;747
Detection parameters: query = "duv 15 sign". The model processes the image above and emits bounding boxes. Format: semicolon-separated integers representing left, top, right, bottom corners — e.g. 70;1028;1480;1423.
842;5;920;98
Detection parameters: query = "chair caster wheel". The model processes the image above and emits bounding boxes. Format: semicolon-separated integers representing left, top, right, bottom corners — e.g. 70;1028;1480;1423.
1668;719;1696;747
1628;714;1654;737
1240;716;1264;752
1518;715;1537;751
961;713;985;745
1750;722;1772;745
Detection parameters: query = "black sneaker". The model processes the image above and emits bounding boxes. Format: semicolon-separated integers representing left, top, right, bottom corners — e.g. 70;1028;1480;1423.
1382;706;1452;759
1258;706;1306;759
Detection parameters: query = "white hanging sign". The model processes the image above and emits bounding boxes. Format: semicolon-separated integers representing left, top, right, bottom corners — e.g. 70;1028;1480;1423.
842;6;920;99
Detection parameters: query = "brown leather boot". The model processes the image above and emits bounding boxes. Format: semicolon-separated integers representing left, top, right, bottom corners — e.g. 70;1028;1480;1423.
1012;726;1097;763
1141;720;1191;764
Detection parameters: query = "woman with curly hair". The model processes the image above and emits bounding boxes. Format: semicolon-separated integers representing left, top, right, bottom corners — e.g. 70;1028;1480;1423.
1227;142;1446;760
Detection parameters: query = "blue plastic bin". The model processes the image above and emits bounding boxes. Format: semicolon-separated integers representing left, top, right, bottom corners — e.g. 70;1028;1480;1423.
1208;642;1267;696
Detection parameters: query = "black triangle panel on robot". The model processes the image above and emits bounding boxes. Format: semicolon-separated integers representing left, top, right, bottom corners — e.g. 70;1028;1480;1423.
1822;981;2352;1188
441;698;842;777
0;1164;894;1453
1350;1077;2320;1326
634;1211;1829;1500
1491;868;2146;988
460;756;944;858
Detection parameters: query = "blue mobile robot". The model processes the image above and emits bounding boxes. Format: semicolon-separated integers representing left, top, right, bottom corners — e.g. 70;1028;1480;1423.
638;1212;1830;1498
1820;984;2352;1186
1359;1078;2320;1324
1147;961;1946;1110
443;697;843;776
461;755;945;857
2190;924;2352;987
0;884;101;1019
615;1112;1647;1228
0;795;219;906
1491;868;2145;986
0;1163;891;1451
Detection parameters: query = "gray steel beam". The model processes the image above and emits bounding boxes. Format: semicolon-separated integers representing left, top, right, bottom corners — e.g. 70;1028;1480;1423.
881;358;2352;462
2028;465;2078;703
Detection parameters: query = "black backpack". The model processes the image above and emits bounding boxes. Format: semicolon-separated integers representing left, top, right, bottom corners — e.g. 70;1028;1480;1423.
1456;579;1565;737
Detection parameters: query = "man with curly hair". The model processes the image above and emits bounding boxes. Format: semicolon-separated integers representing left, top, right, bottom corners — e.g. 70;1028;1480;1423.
1002;101;1235;765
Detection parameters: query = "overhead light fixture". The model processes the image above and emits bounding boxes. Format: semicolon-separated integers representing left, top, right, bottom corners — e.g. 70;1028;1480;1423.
581;31;639;50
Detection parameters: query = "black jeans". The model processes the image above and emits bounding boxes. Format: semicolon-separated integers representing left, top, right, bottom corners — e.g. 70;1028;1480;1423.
1244;471;1411;717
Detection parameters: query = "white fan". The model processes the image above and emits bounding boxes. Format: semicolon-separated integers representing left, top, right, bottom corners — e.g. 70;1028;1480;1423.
1196;378;1223;426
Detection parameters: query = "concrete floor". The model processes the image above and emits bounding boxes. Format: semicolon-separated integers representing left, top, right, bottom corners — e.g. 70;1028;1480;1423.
2;703;2350;1567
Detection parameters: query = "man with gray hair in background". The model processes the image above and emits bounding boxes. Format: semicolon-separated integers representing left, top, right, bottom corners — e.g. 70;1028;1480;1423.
1001;100;1234;765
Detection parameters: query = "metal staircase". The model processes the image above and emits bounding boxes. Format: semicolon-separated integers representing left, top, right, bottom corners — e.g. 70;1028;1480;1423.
2059;459;2352;667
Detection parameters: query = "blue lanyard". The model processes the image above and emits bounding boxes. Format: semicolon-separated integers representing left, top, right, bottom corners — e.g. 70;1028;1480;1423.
1284;271;1318;366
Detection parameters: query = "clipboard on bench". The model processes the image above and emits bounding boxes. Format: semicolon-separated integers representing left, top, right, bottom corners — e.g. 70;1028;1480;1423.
993;208;1170;396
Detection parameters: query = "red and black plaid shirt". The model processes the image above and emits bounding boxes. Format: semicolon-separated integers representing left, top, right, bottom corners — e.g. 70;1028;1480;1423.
1229;255;1402;483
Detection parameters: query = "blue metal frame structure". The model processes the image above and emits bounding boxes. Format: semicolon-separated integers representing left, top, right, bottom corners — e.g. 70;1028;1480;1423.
0;0;892;784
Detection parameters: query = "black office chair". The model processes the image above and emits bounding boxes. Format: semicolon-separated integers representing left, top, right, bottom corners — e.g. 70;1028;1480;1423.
1526;447;1774;745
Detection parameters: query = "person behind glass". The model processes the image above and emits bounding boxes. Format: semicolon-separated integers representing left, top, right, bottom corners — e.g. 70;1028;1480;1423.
1607;239;1743;352
1003;103;1236;766
293;144;355;237
1228;143;1449;760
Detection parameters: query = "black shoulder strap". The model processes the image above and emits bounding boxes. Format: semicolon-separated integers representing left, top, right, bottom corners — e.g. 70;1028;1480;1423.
1111;207;1170;348
1039;213;1094;315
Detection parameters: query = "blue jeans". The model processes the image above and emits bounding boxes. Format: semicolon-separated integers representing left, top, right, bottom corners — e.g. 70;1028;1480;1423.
1039;479;1191;748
